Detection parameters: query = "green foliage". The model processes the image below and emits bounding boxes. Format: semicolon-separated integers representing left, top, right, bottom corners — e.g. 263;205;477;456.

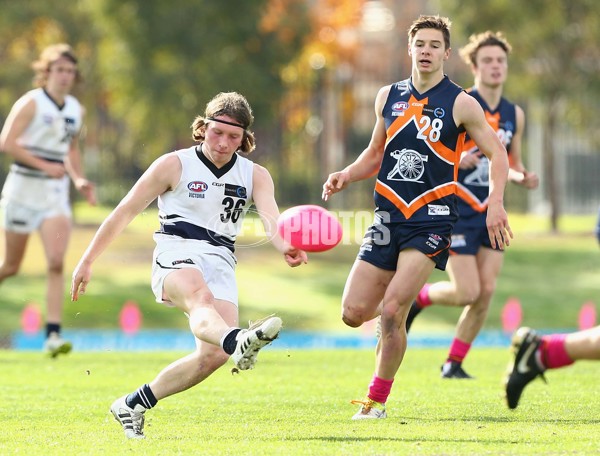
1;349;599;454
0;0;311;202
82;0;311;164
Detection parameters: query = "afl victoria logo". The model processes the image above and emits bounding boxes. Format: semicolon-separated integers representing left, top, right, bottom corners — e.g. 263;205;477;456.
188;181;208;193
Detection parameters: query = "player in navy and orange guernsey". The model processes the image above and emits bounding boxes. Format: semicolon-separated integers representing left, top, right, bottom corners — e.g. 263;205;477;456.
322;16;512;419
405;32;540;380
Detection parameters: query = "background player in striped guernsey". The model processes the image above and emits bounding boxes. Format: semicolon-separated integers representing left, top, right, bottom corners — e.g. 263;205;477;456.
0;44;96;357
322;16;512;420
71;92;307;439
405;31;540;379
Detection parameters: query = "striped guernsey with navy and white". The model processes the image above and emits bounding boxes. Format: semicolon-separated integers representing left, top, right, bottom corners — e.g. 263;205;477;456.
155;146;254;252
12;87;82;178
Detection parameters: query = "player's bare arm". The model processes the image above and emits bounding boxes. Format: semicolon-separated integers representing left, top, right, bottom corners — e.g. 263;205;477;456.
71;154;181;300
252;164;307;267
64;108;97;205
508;105;539;189
322;86;390;200
455;92;513;249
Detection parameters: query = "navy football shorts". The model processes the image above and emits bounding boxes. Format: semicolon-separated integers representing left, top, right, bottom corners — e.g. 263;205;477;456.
357;221;453;271
449;215;502;255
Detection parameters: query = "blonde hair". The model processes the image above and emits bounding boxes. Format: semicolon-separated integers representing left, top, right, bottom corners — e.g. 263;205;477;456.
408;15;452;50
459;31;512;66
191;92;256;153
32;43;81;88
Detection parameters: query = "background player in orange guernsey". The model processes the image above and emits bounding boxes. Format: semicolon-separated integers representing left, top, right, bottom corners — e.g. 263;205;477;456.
322;16;512;419
405;31;539;379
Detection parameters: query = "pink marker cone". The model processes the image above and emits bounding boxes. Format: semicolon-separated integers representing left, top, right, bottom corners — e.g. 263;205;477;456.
578;301;596;330
501;297;522;333
21;303;42;334
119;301;142;334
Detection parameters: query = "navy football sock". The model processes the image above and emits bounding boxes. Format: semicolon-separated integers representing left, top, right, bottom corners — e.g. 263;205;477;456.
221;328;242;355
126;384;157;409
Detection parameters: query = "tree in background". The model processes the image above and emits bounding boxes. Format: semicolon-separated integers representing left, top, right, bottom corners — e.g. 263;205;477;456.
277;0;364;204
0;0;310;204
2;0;600;222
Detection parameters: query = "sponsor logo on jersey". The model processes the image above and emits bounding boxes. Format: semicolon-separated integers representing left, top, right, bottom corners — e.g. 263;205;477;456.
188;181;208;192
224;184;247;198
423;105;446;119
427;204;450;216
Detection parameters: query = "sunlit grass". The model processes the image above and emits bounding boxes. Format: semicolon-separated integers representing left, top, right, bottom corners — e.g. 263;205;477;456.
1;348;599;455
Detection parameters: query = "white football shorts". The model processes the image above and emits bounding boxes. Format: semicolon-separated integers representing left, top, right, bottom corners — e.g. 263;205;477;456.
0;171;71;233
151;234;239;306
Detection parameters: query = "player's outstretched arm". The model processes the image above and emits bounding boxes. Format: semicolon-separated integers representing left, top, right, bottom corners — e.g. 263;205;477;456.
507;105;539;189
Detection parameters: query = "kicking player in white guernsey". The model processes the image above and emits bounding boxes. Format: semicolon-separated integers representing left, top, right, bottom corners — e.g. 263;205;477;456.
0;44;96;357
71;92;307;439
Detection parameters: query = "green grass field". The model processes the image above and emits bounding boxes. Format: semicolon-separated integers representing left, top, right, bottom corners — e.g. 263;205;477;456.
1;209;599;454
1;348;599;455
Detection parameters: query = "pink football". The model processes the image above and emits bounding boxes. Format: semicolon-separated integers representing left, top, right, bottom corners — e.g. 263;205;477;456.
277;205;343;252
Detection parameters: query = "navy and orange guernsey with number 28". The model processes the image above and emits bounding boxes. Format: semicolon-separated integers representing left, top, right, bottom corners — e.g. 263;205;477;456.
376;75;466;224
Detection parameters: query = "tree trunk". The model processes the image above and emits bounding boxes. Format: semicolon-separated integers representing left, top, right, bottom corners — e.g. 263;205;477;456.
543;96;560;233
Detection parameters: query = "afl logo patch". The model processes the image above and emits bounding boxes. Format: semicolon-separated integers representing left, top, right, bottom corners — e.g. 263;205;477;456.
392;101;409;114
188;181;208;193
